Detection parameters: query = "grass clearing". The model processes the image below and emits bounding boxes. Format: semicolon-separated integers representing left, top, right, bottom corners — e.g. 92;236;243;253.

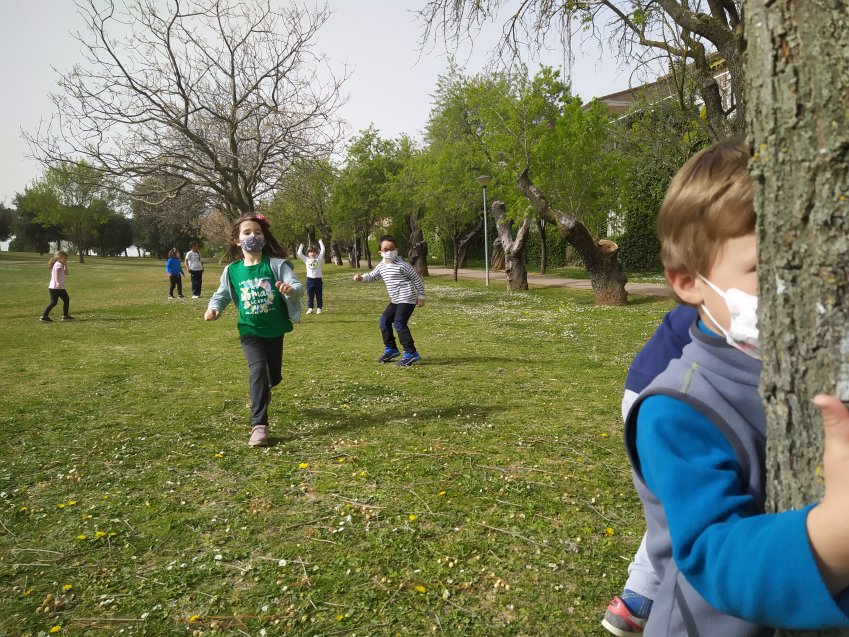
0;251;674;636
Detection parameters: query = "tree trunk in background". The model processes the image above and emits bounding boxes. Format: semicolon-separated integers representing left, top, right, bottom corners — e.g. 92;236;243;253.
747;6;849;637
492;200;531;291
536;218;548;274
517;168;627;305
456;217;483;273
408;210;429;276
491;239;505;271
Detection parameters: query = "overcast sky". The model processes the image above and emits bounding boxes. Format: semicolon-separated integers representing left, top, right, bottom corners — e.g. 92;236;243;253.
0;0;645;206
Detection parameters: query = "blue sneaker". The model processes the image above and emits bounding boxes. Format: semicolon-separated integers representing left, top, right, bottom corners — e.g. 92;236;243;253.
396;352;421;367
377;347;401;363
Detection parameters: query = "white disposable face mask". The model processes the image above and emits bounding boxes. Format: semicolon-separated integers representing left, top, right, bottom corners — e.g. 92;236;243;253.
381;250;398;261
699;275;760;359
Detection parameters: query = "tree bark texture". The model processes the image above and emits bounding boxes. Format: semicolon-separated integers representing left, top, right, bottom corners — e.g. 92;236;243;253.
491;200;530;291
516;168;628;305
747;5;849;635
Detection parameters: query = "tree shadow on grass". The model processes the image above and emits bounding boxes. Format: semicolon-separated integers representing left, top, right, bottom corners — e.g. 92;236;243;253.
269;402;509;445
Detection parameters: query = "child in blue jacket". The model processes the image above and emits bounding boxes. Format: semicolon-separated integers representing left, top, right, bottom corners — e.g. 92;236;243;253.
166;248;184;299
623;135;849;635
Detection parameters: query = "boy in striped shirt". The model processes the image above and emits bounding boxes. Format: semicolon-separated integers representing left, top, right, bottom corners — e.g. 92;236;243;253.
354;235;426;366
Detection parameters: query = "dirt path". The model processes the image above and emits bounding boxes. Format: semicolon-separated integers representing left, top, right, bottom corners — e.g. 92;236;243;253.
425;267;670;298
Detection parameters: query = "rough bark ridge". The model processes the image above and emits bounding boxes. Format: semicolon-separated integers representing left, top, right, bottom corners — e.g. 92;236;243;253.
491;200;531;291
747;9;849;636
516;168;628;305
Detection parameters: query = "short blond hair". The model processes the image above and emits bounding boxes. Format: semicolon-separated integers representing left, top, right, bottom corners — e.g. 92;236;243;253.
657;134;754;275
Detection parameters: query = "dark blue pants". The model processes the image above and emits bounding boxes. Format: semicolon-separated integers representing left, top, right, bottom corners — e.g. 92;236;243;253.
239;335;284;426
189;270;203;296
379;303;416;354
306;277;323;309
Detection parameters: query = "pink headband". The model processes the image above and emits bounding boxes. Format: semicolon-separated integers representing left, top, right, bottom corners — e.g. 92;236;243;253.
252;213;269;227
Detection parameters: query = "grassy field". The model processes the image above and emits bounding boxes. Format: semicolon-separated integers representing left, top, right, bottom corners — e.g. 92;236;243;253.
0;251;674;637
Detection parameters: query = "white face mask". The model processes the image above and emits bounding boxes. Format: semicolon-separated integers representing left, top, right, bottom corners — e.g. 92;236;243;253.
699;275;760;359
381;250;398;262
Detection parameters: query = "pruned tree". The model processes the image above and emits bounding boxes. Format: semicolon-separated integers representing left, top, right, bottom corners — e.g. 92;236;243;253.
28;0;346;218
518;168;627;304
747;3;849;636
491;200;531;291
417;0;745;139
461;66;629;304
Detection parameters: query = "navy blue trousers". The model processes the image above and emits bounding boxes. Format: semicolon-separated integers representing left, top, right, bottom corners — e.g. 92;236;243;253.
379;303;416;353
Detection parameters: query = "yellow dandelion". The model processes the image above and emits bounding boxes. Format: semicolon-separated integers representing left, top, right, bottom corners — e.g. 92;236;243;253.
62;584;73;591
214;453;224;459
408;514;417;522
601;433;609;438
188;614;201;623
298;462;309;469
76;534;87;540
338;457;346;463
437;491;446;497
337;614;345;621
605;527;615;536
19;506;28;512
23;587;34;596
414;585;426;593
57;504;65;509
108;532;118;537
359;470;367;477
95;531;107;539
49;626;62;633
67;501;77;506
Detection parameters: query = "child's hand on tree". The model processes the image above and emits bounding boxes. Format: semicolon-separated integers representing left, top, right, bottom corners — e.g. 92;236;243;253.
805;395;849;593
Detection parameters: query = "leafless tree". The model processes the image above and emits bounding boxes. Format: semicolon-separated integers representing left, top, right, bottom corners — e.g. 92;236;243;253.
28;0;348;218
417;0;744;140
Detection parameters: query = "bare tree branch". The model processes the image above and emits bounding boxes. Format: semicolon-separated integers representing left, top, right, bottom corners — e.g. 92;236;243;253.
27;0;348;218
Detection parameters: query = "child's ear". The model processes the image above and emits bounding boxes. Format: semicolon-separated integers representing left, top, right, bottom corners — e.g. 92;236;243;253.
666;268;705;306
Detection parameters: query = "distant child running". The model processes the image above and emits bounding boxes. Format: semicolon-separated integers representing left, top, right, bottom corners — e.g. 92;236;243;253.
353;235;425;367
205;213;303;447
40;250;74;322
185;241;204;298
166;248;185;299
297;239;325;314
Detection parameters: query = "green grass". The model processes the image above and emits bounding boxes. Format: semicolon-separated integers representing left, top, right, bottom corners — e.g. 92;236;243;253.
0;251;674;636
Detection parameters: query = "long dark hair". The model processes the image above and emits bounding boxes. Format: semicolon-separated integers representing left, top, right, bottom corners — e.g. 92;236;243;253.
225;213;287;261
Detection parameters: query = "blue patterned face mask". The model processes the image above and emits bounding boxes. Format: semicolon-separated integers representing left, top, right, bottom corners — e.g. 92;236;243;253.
240;235;265;253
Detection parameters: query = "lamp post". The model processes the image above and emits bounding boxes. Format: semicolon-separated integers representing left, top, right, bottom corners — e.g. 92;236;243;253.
476;175;492;285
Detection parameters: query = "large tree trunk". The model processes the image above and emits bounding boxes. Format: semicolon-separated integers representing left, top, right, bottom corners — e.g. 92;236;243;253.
408;210;429;276
491;200;531;291
747;5;849;637
517;168;627;305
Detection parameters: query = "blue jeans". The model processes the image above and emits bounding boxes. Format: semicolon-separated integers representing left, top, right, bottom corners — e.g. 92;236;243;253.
379;303;416;354
306;277;323;309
